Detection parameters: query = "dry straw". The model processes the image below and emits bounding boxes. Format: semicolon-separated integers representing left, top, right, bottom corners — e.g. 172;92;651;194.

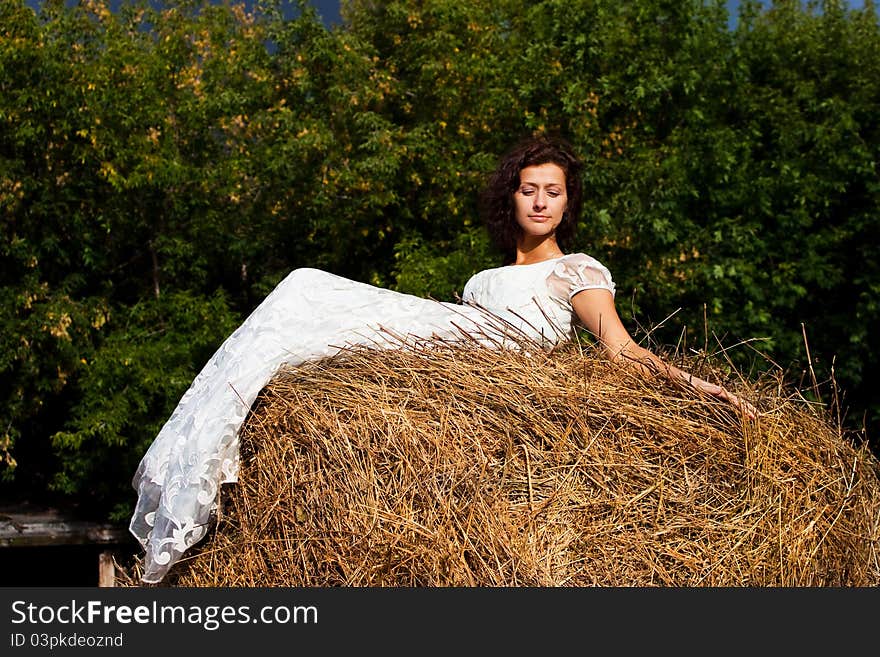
119;332;880;587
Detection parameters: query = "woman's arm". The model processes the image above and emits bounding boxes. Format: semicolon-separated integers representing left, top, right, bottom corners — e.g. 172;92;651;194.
571;289;756;419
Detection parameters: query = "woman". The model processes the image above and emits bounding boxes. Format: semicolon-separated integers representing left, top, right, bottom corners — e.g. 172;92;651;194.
129;135;754;584
475;137;753;410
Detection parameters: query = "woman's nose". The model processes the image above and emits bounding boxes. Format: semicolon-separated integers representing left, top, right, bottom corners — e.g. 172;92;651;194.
532;192;547;209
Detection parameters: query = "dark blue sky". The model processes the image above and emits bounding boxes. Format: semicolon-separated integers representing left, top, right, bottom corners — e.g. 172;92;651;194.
310;0;340;25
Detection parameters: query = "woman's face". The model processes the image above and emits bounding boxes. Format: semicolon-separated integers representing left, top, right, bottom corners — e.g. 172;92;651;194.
513;163;568;241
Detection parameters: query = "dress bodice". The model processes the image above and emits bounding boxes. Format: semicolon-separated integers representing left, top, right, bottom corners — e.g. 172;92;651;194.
462;253;616;345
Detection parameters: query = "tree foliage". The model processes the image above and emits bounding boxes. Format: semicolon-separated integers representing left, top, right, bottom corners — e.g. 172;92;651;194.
1;0;878;521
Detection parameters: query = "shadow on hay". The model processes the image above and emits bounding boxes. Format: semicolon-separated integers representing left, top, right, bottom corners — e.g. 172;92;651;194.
119;338;880;587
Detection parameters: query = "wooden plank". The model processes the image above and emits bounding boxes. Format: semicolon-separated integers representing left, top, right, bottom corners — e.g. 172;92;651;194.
0;507;128;548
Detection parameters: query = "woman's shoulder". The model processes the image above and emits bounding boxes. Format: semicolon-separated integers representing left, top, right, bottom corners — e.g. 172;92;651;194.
556;252;606;268
547;252;616;299
462;265;495;300
554;252;613;273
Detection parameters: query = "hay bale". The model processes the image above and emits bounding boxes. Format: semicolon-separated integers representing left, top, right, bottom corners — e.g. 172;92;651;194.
124;340;880;587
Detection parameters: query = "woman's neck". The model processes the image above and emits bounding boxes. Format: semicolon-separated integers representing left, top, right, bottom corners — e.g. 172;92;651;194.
514;238;565;265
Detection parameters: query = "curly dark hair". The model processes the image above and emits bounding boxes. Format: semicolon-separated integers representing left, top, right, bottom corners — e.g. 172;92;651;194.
480;135;583;263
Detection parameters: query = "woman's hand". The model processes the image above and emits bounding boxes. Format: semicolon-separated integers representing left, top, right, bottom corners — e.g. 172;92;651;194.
691;379;758;420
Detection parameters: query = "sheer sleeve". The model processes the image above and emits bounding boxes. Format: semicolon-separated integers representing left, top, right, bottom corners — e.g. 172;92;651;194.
546;253;616;301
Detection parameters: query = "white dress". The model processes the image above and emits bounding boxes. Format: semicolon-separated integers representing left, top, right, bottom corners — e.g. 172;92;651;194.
129;253;615;583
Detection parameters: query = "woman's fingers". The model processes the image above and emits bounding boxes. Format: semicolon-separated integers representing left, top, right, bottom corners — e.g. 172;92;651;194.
720;388;757;420
684;377;757;420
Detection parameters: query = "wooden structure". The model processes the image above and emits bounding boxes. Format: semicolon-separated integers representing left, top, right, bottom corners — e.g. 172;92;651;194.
0;505;130;587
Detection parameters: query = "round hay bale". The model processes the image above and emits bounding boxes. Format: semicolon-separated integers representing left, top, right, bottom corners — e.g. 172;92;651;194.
124;341;880;587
